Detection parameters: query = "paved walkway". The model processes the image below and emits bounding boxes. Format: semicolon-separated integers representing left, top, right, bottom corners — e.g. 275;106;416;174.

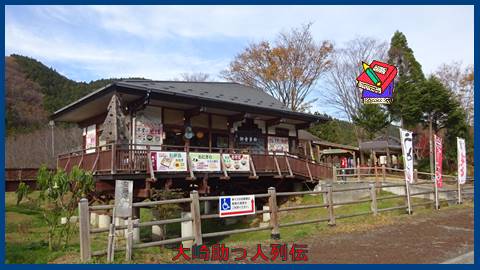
306;207;474;264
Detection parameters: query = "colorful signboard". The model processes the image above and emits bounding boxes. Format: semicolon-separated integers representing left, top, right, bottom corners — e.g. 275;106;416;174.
399;128;414;184
135;114;163;145
267;136;289;153
219;195;256;217
190;153;221;172
457;137;467;184
151;151;187;172
85;124;96;153
222;154;250;172
434;135;443;188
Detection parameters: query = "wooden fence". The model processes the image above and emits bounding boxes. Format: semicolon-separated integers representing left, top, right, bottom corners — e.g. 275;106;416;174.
78;179;474;262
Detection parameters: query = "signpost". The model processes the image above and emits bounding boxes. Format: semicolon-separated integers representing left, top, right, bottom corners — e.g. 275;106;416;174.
222;154;250;172
190;153;221;172
219;195;256;217
115;180;133;218
151;151;187;172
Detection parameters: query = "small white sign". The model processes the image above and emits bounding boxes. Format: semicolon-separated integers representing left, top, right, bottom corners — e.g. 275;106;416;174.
219;195;255;217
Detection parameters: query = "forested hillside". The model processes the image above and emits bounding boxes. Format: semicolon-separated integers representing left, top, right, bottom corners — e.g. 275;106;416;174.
5;54;125;134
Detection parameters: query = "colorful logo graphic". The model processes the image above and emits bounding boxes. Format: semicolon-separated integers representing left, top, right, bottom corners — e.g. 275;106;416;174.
356;60;398;104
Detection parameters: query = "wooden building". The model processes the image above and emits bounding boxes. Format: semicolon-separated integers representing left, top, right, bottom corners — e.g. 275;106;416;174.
52;80;332;198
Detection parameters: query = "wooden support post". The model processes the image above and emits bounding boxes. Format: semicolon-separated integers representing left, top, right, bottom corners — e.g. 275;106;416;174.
457;177;463;204
332;166;337;182
125;217;133;261
405;181;413;215
374;165;378;181
249;157;258;179
78;198;91;262
111;144;117;174
369;184;378;215
220;150;230;180
414;169;418;182
147;145;156;181
382;164;386;182
326;184;336;226
190;191;203;245
273;152;283;178
285;156;294;178
268;187;280;239
186;152;196;180
107;208;116;263
92;151;100;172
357;165;361;182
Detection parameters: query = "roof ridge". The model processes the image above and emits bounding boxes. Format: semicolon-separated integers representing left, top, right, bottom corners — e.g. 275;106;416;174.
119;79;242;85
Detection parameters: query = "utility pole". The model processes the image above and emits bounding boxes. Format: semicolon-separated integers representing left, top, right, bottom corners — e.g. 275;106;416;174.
49;120;55;158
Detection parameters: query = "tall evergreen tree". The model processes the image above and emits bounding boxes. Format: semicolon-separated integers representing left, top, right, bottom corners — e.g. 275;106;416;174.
352;105;390;140
387;31;426;128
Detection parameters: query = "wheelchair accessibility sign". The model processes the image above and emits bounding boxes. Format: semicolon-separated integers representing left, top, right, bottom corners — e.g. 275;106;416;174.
219;195;255;217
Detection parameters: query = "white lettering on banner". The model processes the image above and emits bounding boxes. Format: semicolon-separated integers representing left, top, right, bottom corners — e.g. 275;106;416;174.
457;137;467;184
399;128;414;184
434;135;443;188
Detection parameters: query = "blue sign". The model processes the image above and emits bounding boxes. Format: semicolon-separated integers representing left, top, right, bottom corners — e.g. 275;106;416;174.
220;198;231;211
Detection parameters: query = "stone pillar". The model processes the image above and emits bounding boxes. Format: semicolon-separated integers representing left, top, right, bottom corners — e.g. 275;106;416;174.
151;209;165;241
181;212;193;248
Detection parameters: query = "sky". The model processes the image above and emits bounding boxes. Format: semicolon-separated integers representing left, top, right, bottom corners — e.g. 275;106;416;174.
4;5;474;118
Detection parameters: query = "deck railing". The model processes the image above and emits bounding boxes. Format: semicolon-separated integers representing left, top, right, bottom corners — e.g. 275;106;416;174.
57;143;333;180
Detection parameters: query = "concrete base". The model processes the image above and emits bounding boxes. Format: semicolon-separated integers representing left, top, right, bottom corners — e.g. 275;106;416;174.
262;206;270;222
98;214;111;229
151;209;165;241
90;212;98;227
181;212;193;248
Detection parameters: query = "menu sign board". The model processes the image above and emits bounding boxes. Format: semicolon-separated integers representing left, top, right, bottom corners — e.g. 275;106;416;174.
190;153;221;172
267;136;289;153
222;154;250;172
135;114;163;145
151;151;187;172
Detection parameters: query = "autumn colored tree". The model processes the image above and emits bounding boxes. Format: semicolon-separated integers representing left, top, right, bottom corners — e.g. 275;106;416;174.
222;23;333;112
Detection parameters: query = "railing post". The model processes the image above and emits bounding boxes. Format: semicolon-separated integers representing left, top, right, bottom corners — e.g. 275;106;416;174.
326;184;336;226
382;164;386;182
457;177;463;204
369;184;378;215
125;217;133;262
268;187;280;239
414;169;418;182
190;191;203;245
78;198;91;262
405;181;413;215
357;165;361;182
332;166;337;182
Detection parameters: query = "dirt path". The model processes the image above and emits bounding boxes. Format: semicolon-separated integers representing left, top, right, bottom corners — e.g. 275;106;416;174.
306;207;474;264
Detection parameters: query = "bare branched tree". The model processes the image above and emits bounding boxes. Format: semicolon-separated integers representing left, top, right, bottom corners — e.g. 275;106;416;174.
323;37;388;122
175;72;211;82
6;127;82;168
222;23;333;112
435;62;474;126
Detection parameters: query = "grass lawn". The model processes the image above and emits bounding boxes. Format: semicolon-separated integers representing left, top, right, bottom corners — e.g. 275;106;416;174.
5;188;469;264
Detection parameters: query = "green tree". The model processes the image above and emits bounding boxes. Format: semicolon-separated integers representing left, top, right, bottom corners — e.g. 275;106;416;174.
352;105;390;140
387;31;426;128
309;114;358;146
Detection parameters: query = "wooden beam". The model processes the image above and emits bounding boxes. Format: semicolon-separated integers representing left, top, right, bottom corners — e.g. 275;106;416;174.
266;117;284;126
228;112;248;123
185;106;207;118
295;122;312;130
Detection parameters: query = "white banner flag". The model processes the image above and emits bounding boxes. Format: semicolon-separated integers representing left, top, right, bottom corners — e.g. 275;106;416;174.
457;137;467;184
399;128;414;184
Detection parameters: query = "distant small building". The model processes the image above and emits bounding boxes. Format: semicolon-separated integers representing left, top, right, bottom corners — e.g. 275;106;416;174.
359;135;402;167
